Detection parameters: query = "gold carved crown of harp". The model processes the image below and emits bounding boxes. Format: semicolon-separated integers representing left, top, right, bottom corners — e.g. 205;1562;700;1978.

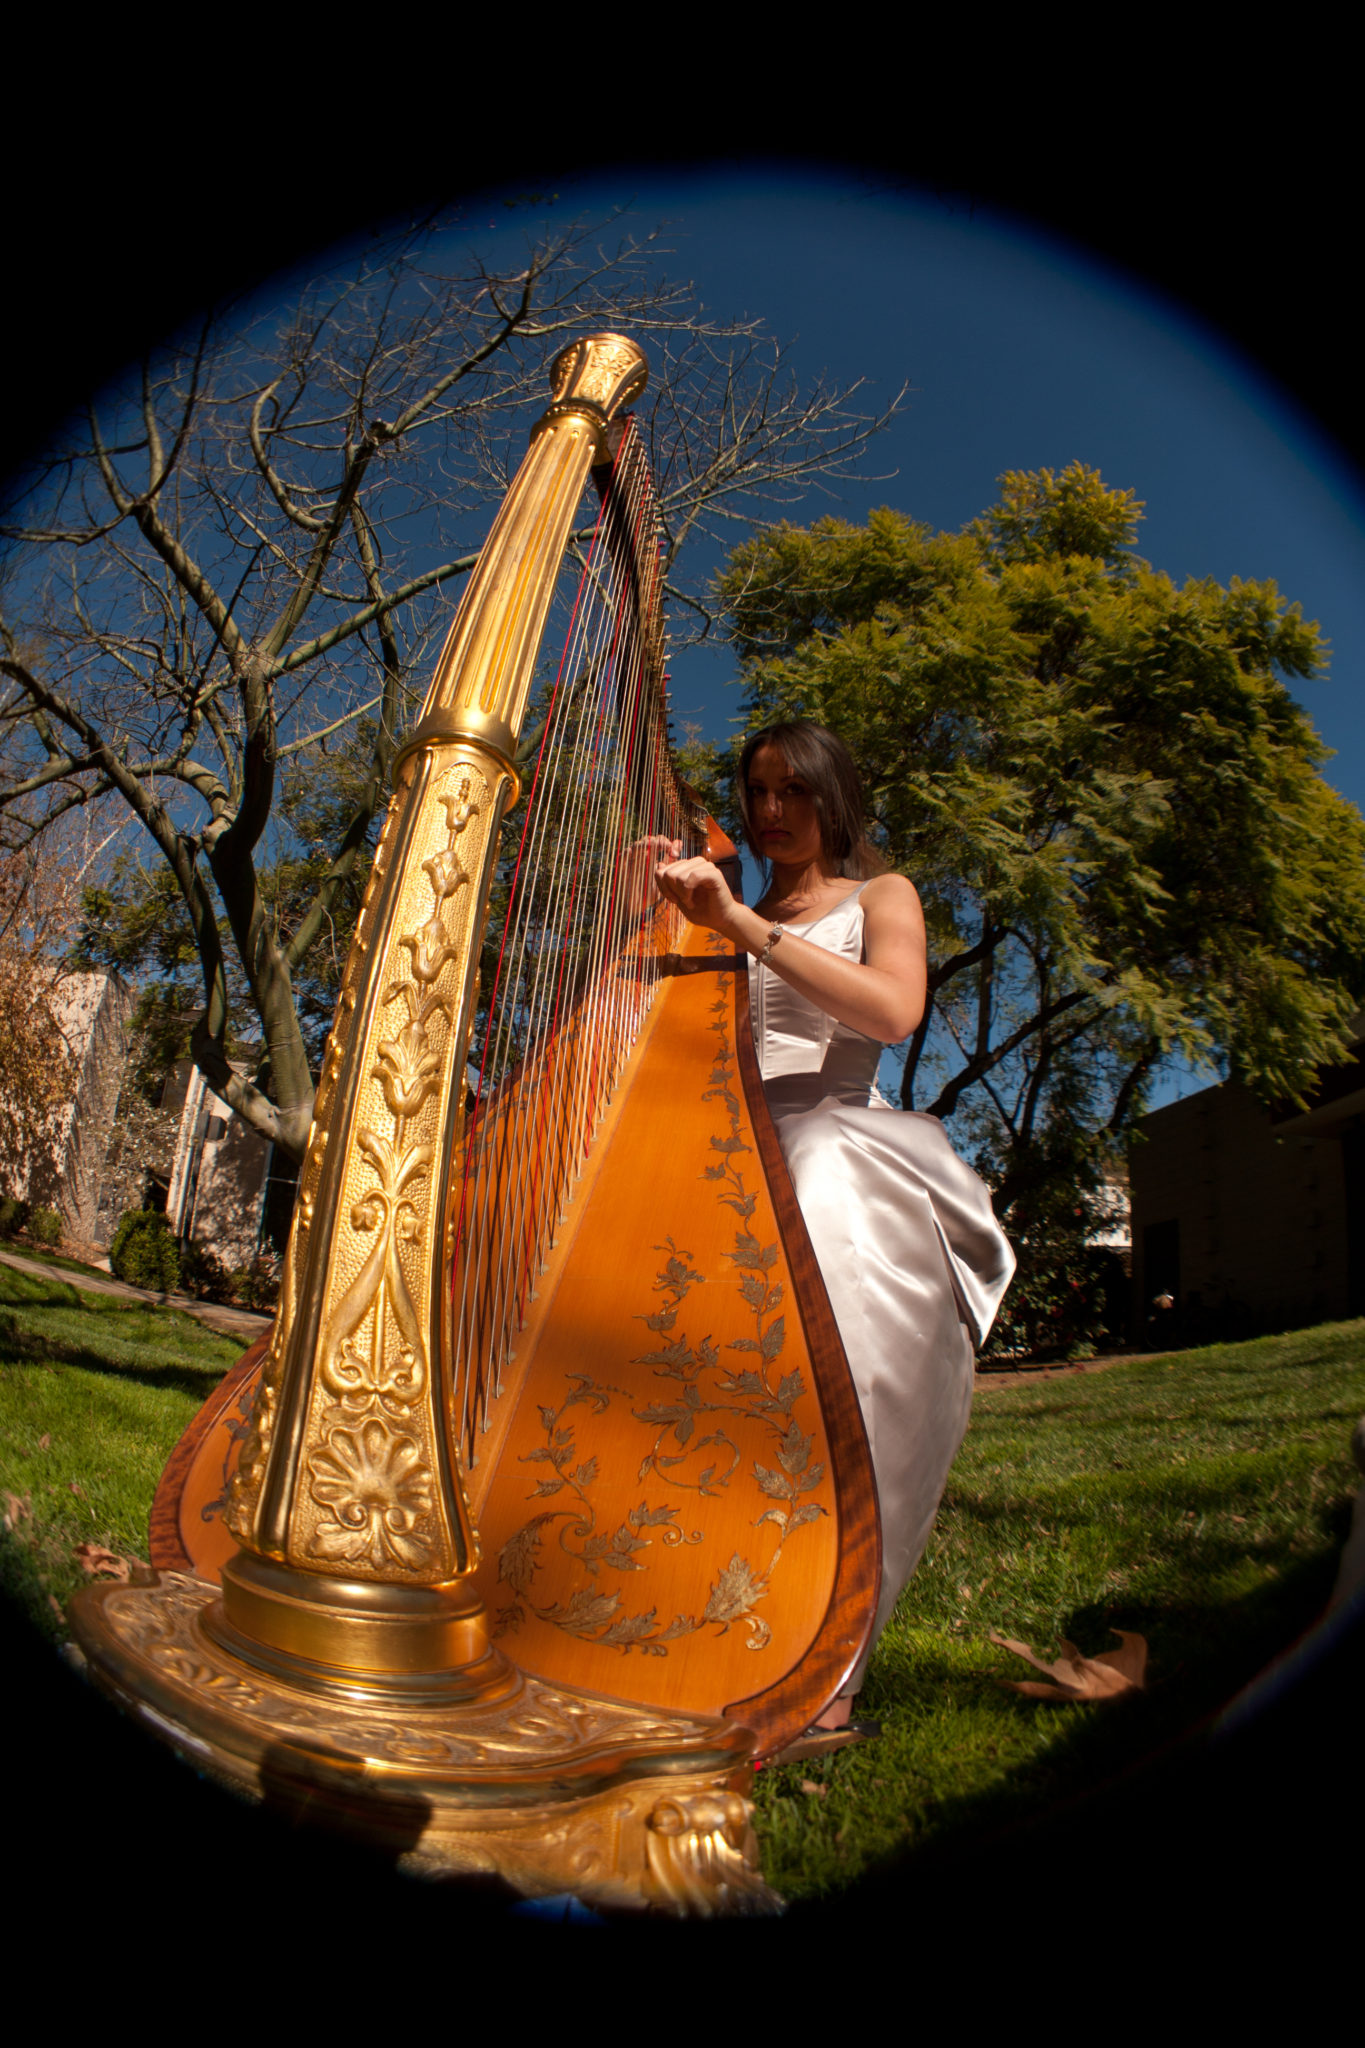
70;335;880;1913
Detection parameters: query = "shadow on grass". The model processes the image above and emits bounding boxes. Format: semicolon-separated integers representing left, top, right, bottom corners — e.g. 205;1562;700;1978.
803;1541;1348;1916
0;1272;235;1333
0;1345;232;1405
0;1529;61;1640
0;1318;236;1400
806;1603;1365;1964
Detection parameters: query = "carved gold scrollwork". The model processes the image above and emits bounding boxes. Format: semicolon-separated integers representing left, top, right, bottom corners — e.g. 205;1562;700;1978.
226;799;409;1540
86;1572;729;1769
547;334;648;418
292;767;486;1577
644;1791;779;1916
74;1569;772;1912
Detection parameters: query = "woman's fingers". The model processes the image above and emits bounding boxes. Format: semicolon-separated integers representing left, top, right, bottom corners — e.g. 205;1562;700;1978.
653;856;733;929
623;836;684;906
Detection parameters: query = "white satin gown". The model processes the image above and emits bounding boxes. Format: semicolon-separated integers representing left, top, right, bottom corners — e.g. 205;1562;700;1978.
750;885;1016;1689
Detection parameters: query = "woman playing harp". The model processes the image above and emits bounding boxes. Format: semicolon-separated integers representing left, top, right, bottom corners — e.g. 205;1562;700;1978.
654;719;1016;1749
116;346;1003;1902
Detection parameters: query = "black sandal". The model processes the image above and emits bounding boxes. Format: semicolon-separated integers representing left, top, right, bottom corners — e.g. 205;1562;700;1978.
766;1718;882;1766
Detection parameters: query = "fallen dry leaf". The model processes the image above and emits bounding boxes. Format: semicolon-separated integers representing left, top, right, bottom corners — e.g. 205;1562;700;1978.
73;1542;132;1581
3;1490;32;1533
799;1780;828;1798
38;1433;51;1451
990;1628;1148;1702
68;1479;84;1497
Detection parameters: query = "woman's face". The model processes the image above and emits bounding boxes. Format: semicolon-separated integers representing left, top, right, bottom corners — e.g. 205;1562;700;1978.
746;745;824;869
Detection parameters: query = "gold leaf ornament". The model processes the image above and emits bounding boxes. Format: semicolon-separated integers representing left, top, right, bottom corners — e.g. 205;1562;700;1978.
350;1191;387;1232
401;913;459;985
702;1554;768;1629
422;845;469;900
308;1418;434;1569
376;1018;441;1119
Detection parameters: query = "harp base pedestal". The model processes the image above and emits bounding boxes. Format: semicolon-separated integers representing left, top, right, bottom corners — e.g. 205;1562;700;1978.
68;1570;781;1917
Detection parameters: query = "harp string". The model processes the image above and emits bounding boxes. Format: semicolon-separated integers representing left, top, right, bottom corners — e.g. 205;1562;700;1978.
485;430;676;1417
491;439;656;1346
450;525;619;1442
469;430;659;1423
508;431;670;1306
449;423;694;1456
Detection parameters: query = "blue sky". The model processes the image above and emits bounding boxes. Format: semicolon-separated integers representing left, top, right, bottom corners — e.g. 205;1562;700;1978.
487;165;1365;811
244;160;1365;814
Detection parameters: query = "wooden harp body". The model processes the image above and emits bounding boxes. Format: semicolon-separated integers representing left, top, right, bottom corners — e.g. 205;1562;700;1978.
158;888;879;1749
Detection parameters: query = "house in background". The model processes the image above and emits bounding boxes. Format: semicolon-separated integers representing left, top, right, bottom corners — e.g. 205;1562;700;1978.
162;1060;295;1269
0;996;297;1268
0;946;301;1263
1129;1020;1365;1345
1092;1175;1132;1263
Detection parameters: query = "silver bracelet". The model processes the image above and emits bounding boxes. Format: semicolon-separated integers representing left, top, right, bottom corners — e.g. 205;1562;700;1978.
756;921;784;967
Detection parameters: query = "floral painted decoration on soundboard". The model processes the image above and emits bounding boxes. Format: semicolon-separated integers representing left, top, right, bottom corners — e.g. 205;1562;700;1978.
491;978;829;1653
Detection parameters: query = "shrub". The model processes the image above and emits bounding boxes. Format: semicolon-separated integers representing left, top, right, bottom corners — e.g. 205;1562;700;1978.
27;1207;62;1247
109;1209;181;1294
177;1238;229;1302
974;1120;1130;1363
229;1256;281;1311
980;1239;1115;1362
979;1234;1133;1363
0;1196;30;1238
177;1241;280;1310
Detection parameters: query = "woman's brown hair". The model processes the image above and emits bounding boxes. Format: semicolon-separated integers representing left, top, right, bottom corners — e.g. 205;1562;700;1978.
736;721;886;880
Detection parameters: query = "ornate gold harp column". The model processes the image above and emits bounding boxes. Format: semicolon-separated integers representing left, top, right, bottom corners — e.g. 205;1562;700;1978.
68;336;777;1916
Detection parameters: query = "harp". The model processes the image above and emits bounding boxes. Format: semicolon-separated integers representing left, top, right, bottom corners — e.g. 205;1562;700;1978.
70;336;879;1914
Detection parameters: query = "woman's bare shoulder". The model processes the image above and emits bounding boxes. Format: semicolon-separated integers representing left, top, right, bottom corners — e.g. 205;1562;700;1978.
860;871;922;912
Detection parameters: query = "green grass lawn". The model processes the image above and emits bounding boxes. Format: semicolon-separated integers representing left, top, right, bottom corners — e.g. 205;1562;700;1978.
2;1262;1360;1908
0;1240;121;1282
755;1322;1365;1900
0;1264;244;1634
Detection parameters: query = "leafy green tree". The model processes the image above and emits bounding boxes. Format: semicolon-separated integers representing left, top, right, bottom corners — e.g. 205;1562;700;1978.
699;466;1365;1308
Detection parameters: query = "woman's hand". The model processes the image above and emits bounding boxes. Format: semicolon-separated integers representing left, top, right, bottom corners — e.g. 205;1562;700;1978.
621;835;683;913
656;858;926;1044
654;854;741;936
